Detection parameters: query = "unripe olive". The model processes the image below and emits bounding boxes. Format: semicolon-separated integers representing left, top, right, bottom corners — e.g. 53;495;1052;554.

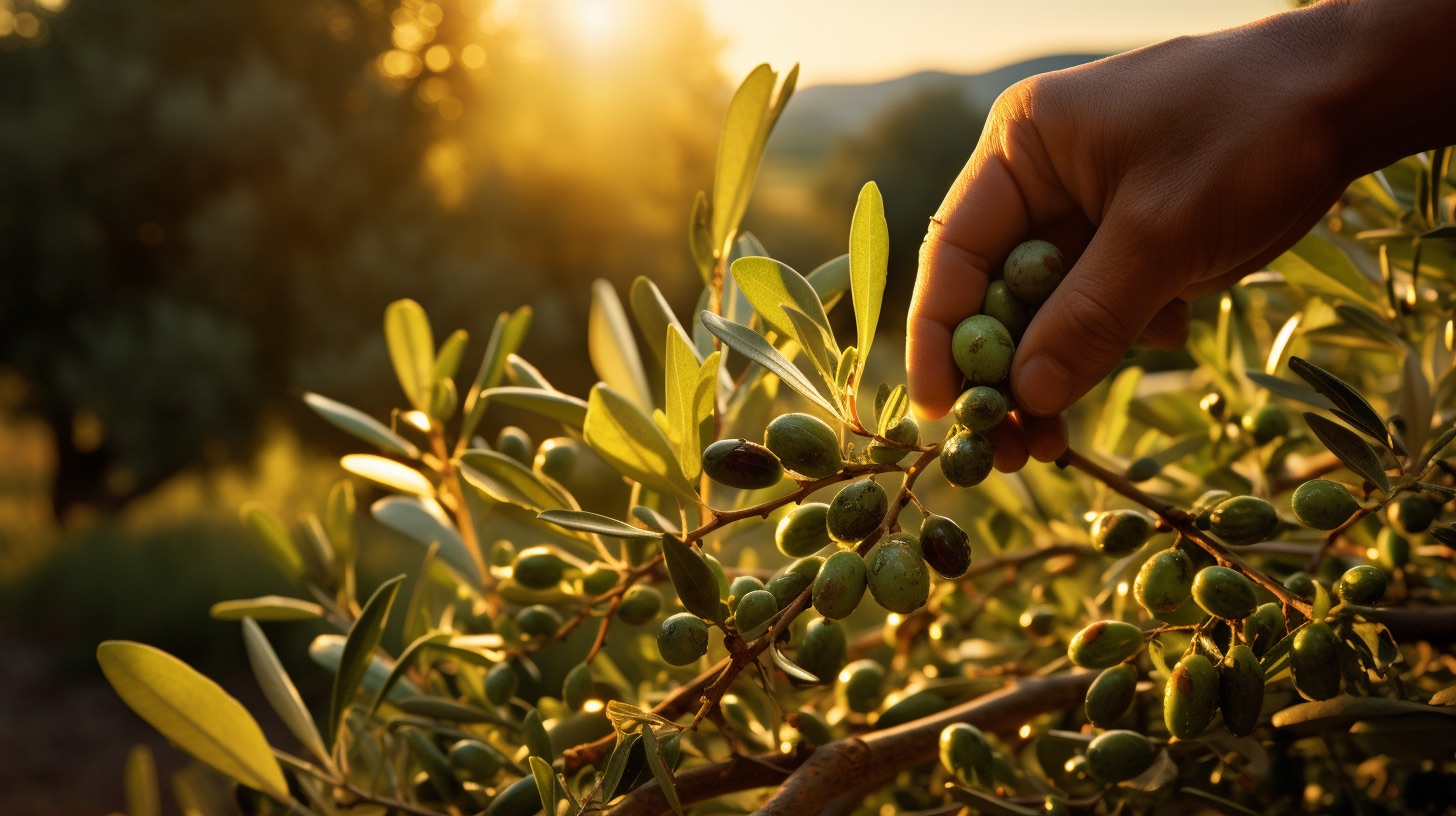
488;775;543;816
827;479;889;543
879;530;923;559
534;437;578;484
1219;644;1265;738
765;413;843;479
776;503;832;557
952;386;1009;433
795;710;834;746
1084;729;1157;784
734;589;778;640
939;429;994;488
869;416;920;465
485;663;518;706
939;723;993;786
866;537;931;614
1191;565;1258;619
728;575;765;604
1134;548;1194;614
951;314;1015;385
877;689;950;729
1164;653;1219;740
1126;456;1162;483
1242;602;1286;657
1336;564;1387;605
1291;622;1342;701
581;566;619;596
515;604;563;637
1283;571;1318;602
1091;510;1155;556
787;555;825;583
1192;489;1233;531
448;739;502;781
1085;664;1138;728
1291;479;1359;530
512;547;566;589
796;617;848;685
1003;239;1065;305
1376;527;1411;572
1019;605;1058;637
496;426;533;465
1388;494;1438;533
1067;620;1143;669
701;438;784;490
1242;405;1290;445
766;572;812;610
981;279;1031;339
657;612;710;666
616;584;663;625
562;662;592;711
920;514;972;579
837;659;886;713
1208;495;1280;545
812;550;868;620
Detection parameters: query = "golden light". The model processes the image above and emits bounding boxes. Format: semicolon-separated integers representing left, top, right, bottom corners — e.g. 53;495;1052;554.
583;699;604;713
1116;581;1129;596
1018;724;1033;739
573;0;618;45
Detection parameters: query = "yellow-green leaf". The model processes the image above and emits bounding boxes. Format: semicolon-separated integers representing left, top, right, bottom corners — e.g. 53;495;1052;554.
584;384;697;502
210;596;324;622
240;503;303;584
666;326;702;480
474;387;587;430
630;276;691;367
461;306;533;444
241;618;330;768
700;311;840;418
303;392;420;459
340;454;435;498
590;278;654;414
433;328;470;384
458;449;575;512
98;641;289;802
849;182;888;374
695;351;721;460
731;256;834;343
711;65;778;251
124;744;159;816
384;299;436;414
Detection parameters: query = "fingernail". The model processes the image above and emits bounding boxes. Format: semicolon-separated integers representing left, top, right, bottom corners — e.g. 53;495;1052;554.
1017;355;1073;415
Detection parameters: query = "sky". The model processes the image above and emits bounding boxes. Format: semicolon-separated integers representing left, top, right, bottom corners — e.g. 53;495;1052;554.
700;0;1291;87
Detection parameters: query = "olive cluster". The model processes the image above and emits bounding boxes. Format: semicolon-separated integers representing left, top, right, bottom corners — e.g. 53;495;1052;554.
939;240;1065;486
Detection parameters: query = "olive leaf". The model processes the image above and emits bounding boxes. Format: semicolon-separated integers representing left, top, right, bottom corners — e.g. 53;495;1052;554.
523;709;553;761
124;744;160;816
528;756;558;816
711;63;797;252
458;449;575;512
1303;413;1391;494
849;181;888;376
98;641;291;802
770;643;819;684
641;726;684;816
340;454;435;498
210;596;324;622
666;325;704;480
806;253;851;312
601;730;643;799
1269;234;1384;310
472;387;587;430
590;278;654;414
432;328;470;384
303;393;421;459
584;384;699;502
700;310;840;418
241;618;330;768
538;509;663;541
731;255;834;342
1244;370;1335;410
661;534;723;621
782;304;840;391
328;574;405;747
630;275;691;367
369;495;476;582
1288;356;1392;449
240;503;304;584
384;298;436;414
460;306;533;444
364;632;451;719
876;384;908;436
506;352;554;390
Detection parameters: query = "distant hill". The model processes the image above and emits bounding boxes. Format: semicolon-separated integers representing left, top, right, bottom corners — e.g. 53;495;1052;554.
765;53;1107;167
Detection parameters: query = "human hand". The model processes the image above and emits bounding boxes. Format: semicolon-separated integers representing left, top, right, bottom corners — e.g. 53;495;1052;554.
907;1;1371;472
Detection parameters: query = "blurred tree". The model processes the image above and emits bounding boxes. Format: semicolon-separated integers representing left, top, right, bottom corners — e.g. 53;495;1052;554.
0;0;721;519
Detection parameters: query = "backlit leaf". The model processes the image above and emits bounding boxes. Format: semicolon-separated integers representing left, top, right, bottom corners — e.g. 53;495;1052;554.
328;575;405;746
700;311;839;418
240;503;303;584
770;643;818;684
806;253;851;313
1245;371;1335;410
384;299;436;414
849;182;888;374
601;731;642;799
340;454;435;498
210;596;324;622
711;64;795;252
458;449;575;512
98;641;290;802
369;495;476;582
782;305;839;389
538;509;663;541
124;745;159;816
666;325;703;480
877;385;908;436
641;727;684;816
590;279;654;413
241;618;330;767
303;393;420;459
731;256;833;342
473;387;587;430
1289;356;1391;448
460;306;533;443
529;756;558;816
584;384;698;502
1269;234;1383;308
432;328;470;384
630;276;691;367
661;534;722;621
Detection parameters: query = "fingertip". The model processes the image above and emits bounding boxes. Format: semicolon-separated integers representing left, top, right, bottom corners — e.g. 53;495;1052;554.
906;316;959;420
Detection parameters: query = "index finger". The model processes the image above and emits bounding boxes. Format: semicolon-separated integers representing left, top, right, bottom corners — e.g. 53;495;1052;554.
906;152;1029;418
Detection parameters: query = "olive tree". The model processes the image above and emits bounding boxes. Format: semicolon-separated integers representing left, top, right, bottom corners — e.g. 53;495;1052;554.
100;65;1456;816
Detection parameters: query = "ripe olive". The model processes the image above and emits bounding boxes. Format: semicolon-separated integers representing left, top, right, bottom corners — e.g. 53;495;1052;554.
1291;622;1342;701
869;416;920;465
734;589;778;640
837;659;886;713
1084;729;1157;784
1241;405;1290;445
1085;664;1138;728
496;426;533;466
939;723;993;786
796;617;848;685
920;514;973;579
1219;644;1265;738
1388;493;1438;533
939;429;994;488
512;547;566;589
701;438;784;490
515;604;563;637
776;503;832;557
1164;653;1218;740
485;663;518;706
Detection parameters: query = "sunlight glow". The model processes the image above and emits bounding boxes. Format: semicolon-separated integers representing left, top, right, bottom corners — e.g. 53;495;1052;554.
573;0;617;45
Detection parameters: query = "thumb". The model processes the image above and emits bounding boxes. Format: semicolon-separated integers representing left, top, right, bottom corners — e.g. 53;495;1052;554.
1011;209;1182;416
